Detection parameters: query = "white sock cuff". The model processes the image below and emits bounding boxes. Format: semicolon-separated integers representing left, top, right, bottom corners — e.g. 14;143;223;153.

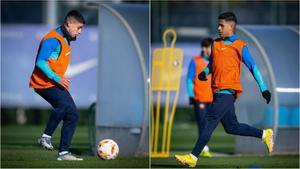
190;153;198;161
59;151;69;156
42;133;51;138
203;145;209;152
262;130;265;139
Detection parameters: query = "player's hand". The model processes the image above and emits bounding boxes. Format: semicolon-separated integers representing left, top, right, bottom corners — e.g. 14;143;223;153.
59;76;70;89
262;90;271;104
189;97;195;105
198;71;207;81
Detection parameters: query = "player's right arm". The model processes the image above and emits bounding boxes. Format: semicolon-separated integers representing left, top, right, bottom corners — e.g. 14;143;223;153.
186;59;196;105
36;38;69;88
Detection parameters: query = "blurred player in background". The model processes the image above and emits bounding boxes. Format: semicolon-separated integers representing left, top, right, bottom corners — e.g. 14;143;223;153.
186;38;214;158
29;10;85;161
176;12;274;167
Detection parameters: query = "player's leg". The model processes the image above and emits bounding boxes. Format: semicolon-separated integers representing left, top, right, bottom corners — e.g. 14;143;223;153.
191;94;230;157
35;86;71;150
193;101;205;137
220;95;263;138
220;95;274;153
193;101;212;157
175;94;230;167
57;90;82;161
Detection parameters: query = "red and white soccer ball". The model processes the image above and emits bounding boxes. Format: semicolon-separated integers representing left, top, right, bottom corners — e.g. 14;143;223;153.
97;139;119;160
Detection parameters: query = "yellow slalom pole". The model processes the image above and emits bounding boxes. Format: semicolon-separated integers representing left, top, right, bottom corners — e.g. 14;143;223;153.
153;90;161;154
162;89;170;153
150;93;154;153
153;46;165;154
162;29;177;154
166;66;181;154
161;30;172;153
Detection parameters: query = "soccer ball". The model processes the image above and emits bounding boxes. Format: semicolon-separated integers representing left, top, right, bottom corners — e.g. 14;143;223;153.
97;139;119;160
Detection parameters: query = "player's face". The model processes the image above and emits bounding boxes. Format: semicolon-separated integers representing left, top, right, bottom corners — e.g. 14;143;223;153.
218;19;234;38
201;45;211;58
65;19;84;38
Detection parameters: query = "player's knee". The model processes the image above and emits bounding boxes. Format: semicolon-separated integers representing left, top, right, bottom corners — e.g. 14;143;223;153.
69;104;79;122
224;125;239;134
62;103;79;121
224;128;233;134
73;111;80;123
56;102;69;115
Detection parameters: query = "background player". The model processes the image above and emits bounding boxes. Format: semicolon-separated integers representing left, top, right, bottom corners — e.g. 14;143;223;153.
186;38;214;158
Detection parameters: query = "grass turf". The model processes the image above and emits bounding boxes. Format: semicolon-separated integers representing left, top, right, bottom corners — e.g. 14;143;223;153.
151;122;299;168
151;155;299;168
1;125;149;168
1;122;299;168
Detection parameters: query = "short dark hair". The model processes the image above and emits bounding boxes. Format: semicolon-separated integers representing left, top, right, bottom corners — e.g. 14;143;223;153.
64;10;85;24
201;38;213;47
218;12;237;24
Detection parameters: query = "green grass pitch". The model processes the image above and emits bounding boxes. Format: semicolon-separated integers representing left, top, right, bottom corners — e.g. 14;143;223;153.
151;122;299;168
1;125;149;168
1;123;299;168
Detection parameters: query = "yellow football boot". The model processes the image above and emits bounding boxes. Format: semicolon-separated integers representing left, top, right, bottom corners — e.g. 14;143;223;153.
262;129;274;154
175;154;197;168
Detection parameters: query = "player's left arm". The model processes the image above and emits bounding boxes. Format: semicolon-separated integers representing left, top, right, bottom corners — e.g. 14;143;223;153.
242;46;271;104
